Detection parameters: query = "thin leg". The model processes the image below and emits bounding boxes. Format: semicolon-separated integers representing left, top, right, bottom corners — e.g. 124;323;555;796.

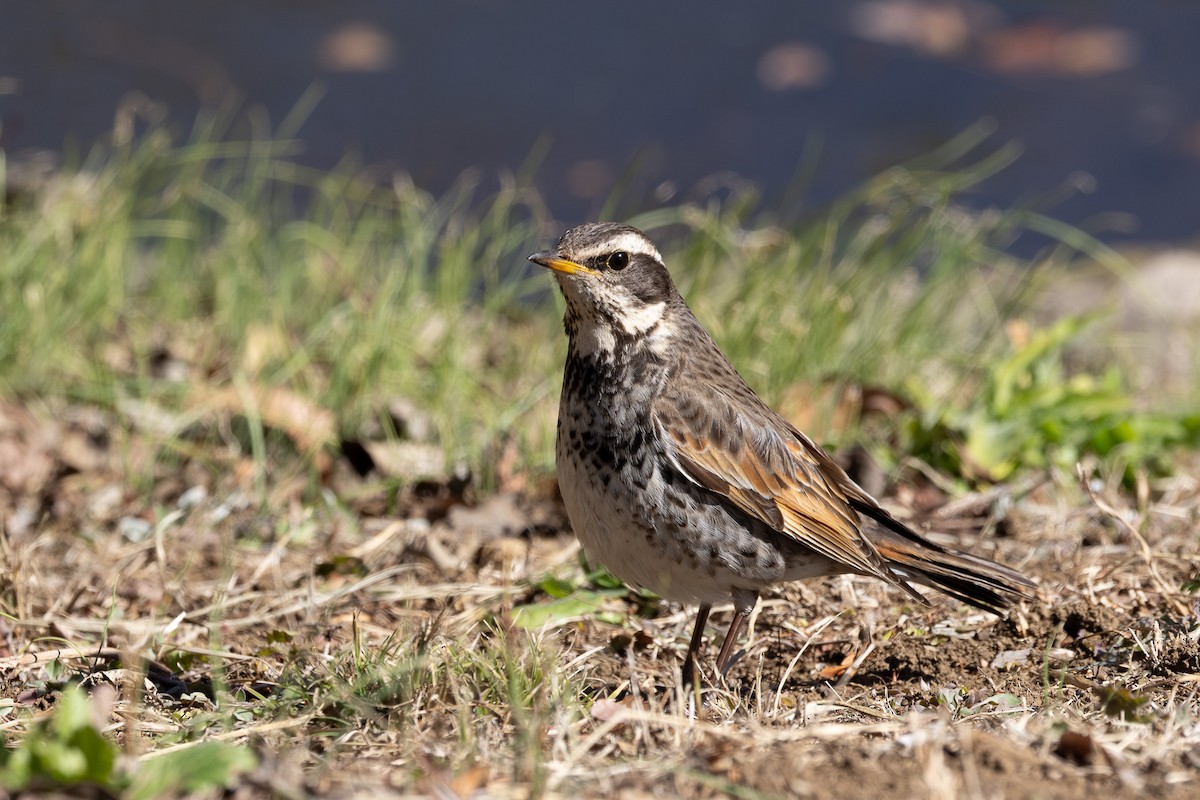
681;603;711;687
715;590;758;677
714;608;749;676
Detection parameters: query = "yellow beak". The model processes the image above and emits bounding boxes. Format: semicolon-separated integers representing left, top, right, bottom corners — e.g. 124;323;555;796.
527;251;599;276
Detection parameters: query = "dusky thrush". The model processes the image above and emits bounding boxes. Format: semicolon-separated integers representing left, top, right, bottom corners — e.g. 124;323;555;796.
529;222;1034;684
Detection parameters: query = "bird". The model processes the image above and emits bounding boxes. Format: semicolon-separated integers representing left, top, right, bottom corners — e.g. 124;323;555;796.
528;222;1034;685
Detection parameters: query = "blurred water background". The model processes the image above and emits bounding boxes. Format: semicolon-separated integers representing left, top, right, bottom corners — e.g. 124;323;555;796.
2;0;1198;245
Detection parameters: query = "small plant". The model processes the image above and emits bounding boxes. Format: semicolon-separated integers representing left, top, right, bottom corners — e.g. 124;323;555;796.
512;564;639;631
0;685;256;797
902;314;1200;484
127;744;258;800
0;686;118;793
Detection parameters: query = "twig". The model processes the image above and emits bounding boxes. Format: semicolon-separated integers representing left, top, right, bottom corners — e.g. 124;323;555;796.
1076;464;1190;616
139;715;315;759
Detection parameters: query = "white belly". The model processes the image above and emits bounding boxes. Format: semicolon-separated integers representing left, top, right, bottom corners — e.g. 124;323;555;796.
556;437;737;604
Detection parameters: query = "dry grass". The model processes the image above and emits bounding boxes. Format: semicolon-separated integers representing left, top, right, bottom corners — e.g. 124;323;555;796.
1;402;1197;798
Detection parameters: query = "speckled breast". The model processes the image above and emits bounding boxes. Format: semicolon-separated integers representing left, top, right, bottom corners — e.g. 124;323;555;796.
555;383;802;606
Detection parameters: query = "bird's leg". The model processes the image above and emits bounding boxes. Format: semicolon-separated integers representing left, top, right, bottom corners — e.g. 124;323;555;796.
681;603;711;686
714;611;747;676
715;590;758;677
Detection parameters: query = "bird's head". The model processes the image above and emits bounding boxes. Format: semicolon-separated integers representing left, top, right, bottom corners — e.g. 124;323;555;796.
528;223;678;356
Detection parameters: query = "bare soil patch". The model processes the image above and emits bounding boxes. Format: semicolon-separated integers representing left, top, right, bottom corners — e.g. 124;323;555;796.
1;400;1197;797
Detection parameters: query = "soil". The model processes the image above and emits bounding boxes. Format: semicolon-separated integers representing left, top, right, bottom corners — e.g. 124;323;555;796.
1;398;1198;798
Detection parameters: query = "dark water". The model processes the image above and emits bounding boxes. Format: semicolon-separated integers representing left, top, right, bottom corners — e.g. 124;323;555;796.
3;0;1198;244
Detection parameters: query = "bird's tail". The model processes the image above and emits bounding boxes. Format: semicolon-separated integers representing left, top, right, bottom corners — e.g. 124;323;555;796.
853;501;1036;614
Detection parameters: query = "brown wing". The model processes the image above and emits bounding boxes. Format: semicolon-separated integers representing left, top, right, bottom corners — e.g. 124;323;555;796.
653;381;894;582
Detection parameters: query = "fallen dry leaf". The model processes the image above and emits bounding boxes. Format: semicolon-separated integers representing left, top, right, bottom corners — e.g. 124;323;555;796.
448;765;490;799
1053;729;1097;766
193;384;337;471
0;403;56;496
362;440;445;480
447;492;527;540
591;695;635;723
819;651;857;681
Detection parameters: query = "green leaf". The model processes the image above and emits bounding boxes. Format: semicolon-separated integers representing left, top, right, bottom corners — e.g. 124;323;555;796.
972;692;1023;712
315;555;368;578
266;629;294;645
512;589;624;630
963;418;1019;479
62;727;116;785
1098;685;1151;722
536;575;577;598
0;686;119;791
129;742;257;800
586;566;627;591
51;685;93;738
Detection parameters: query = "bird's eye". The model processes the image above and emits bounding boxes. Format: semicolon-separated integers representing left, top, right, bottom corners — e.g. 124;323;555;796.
606;251;630;271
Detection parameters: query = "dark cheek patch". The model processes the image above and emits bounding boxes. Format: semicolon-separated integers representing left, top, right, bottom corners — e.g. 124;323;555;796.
629;264;672;305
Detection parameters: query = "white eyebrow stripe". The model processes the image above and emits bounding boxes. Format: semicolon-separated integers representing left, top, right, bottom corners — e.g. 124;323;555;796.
571;231;662;264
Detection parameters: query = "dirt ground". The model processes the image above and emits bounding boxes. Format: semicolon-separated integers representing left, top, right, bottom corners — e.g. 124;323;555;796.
1;399;1198;798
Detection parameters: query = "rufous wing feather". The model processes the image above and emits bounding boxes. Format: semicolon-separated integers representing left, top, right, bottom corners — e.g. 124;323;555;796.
654;388;892;581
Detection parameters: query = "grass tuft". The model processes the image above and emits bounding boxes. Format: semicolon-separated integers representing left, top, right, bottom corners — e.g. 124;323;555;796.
1;111;1125;488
